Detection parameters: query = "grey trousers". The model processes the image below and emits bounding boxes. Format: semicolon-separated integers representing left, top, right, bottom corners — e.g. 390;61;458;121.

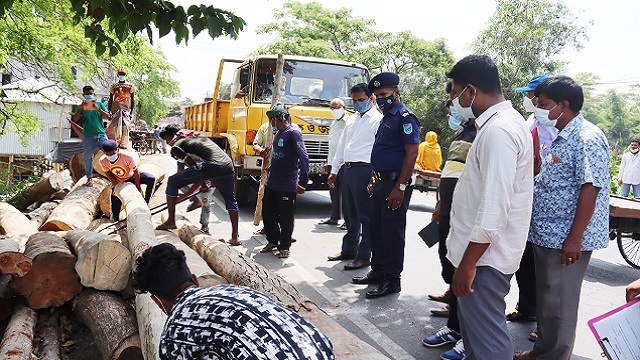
532;244;592;360
457;266;513;360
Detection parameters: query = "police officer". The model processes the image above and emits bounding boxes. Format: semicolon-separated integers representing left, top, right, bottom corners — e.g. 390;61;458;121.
352;72;420;298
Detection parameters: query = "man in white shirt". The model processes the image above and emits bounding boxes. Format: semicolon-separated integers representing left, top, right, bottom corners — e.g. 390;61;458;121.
319;98;349;226
618;140;640;198
446;55;534;359
327;84;383;270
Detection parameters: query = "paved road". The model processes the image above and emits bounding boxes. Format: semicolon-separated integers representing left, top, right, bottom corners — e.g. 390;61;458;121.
154;154;640;360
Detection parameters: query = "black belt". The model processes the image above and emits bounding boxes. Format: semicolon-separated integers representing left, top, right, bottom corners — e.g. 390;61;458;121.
345;162;370;168
374;171;400;181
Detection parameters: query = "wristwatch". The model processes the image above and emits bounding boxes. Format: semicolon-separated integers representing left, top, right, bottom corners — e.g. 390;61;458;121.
397;183;407;192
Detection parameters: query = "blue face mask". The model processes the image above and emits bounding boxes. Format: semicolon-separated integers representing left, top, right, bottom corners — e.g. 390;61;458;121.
376;93;396;111
84;94;95;100
353;100;371;114
448;106;467;131
272;125;278;131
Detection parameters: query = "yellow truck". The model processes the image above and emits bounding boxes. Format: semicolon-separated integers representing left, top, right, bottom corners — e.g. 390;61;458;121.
184;55;370;203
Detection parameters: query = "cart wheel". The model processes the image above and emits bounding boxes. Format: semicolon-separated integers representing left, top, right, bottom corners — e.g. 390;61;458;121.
617;232;640;269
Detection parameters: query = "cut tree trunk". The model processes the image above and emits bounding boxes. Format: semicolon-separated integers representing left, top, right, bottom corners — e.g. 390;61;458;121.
0;237;31;277
26;202;58;228
8;172;65;211
11;233;82;309
155;230;227;288
73;288;143;360
0;303;37;360
64;230;131;291
39;177;110;231
36;308;60;360
137;163;165;185
178;224;309;310
0;275;14;321
67;154;84;183
98;186;112;218
0;203;39;250
114;182;164;360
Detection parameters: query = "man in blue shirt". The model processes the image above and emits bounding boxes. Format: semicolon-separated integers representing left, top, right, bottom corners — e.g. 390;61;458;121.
514;76;610;360
351;72;420;298
258;103;309;259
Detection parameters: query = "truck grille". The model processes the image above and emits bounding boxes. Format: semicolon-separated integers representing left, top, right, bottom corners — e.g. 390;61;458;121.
304;139;329;162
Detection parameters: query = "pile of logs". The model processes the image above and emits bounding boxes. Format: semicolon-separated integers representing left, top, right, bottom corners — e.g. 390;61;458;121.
0;159;384;359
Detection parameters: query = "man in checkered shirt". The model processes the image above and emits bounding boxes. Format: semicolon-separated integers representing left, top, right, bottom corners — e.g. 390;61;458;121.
133;243;335;360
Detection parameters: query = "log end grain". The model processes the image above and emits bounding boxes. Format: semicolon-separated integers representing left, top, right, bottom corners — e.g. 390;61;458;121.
0;253;32;277
38;221;72;232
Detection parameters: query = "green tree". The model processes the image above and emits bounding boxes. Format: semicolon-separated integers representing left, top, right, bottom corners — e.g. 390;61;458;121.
472;0;590;113
1;0;245;56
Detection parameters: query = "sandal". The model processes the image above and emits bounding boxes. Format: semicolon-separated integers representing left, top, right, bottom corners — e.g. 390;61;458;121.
275;250;290;258
318;219;339;225
513;351;537;360
260;244;277;253
254;227;266;235
228;239;241;246
528;327;538;342
339;223;347;230
156;223;177;230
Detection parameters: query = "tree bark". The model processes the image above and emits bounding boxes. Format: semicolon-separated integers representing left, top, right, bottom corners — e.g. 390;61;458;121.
138;163;165;185
178;224;309;310
8;172;65;211
73;288;143;360
0;303;37;360
39;176;110;232
64;230;132;291
155;230;227;288
114;182;165;360
67;154;85;183
0;202;39;250
11;233;82;309
36;308;60;360
98;186;112;218
26;202;58;228
0;237;31;277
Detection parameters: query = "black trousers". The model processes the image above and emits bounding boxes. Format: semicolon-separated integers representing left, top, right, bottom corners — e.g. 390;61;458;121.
514;241;537;315
328;165;343;220
439;215;460;333
263;186;297;251
111;171;156;221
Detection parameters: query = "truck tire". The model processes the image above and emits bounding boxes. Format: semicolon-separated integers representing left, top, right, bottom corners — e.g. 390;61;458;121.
234;178;252;206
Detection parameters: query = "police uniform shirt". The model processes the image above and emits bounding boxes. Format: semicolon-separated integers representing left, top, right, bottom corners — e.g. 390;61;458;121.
371;101;421;172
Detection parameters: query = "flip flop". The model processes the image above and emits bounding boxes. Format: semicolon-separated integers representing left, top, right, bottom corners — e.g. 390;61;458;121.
228;239;241;246
318;219;339;225
260;244;277;253
156;223;177;231
339;223;347;230
275;250;290;258
254;228;266;235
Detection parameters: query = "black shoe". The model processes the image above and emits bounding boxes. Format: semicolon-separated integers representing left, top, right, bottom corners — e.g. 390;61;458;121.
366;278;401;298
352;270;384;285
327;251;357;261
344;258;371;270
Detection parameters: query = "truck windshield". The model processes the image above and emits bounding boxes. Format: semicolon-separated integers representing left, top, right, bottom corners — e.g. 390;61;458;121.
253;59;369;105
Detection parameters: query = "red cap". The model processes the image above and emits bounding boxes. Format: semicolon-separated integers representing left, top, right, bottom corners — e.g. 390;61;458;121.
117;68;126;75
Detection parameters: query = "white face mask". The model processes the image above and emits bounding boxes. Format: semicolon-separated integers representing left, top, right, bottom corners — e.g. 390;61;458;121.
522;96;536;113
533;104;563;128
631;148;639;154
452;86;475;120
118;75;126;82
330;108;344;119
106;154;118;162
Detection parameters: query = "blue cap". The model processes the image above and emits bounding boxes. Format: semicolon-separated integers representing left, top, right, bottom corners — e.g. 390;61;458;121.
102;139;118;152
516;74;549;92
368;72;400;93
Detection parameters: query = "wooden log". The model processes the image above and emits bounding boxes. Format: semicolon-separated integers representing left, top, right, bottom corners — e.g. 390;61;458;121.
73;288;143;360
64;230;131;291
8;172;65;211
178;224;309;310
99;186;112;218
36;308;60;360
0;203;39;250
0;275;14;321
67;154;84;183
11;233;82;309
155;230;227;288
114;182;164;360
0;237;31;277
26;202;58;228
39;176;110;232
0;303;37;360
137;163;165;185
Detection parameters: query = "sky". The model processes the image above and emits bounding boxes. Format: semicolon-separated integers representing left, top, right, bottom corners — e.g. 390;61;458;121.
157;0;640;102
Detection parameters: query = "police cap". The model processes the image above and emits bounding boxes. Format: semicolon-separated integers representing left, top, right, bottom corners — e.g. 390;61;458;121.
368;72;400;93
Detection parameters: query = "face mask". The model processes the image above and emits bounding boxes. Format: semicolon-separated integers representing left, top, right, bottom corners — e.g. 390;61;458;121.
272;125;278;131
106;154;118;162
84;94;95;100
330;108;345;119
632;148;639;154
448;107;467;131
522;96;536;113
118;75;126;82
376;93;396;112
533;104;563;127
452;86;475;119
353;100;371;114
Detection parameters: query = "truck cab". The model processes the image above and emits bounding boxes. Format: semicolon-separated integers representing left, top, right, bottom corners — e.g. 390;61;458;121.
184;55;370;204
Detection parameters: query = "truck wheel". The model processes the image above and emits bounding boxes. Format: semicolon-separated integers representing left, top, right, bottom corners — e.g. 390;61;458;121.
235;178;252;206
